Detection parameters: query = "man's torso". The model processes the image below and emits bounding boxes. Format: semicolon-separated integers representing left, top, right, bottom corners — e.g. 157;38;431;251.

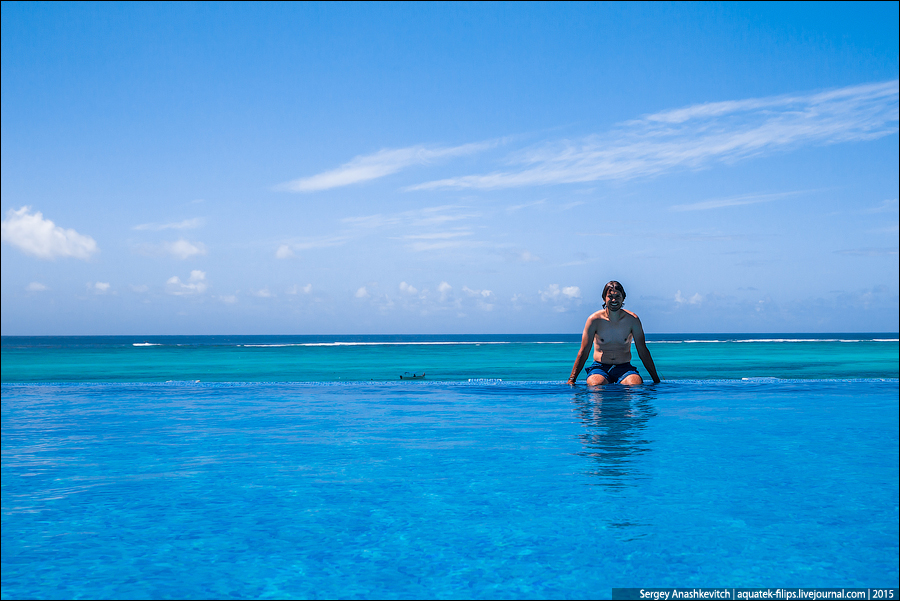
591;309;636;364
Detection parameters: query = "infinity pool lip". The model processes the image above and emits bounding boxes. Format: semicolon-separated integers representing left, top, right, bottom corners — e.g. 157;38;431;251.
3;377;899;388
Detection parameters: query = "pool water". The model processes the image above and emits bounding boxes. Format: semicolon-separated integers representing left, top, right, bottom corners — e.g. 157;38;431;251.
2;379;897;598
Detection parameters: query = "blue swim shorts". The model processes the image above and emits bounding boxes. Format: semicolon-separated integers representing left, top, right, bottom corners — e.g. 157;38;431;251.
585;362;640;383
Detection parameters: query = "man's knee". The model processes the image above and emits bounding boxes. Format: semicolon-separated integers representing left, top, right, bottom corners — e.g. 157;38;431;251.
620;373;643;385
586;374;609;386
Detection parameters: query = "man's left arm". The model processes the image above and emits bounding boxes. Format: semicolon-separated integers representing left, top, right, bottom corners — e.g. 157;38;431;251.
632;317;661;384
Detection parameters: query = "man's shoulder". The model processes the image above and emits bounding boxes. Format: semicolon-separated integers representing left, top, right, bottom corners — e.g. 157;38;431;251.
586;309;607;323
622;309;640;321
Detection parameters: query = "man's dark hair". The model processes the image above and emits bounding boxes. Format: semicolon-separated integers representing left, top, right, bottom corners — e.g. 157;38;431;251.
602;281;626;308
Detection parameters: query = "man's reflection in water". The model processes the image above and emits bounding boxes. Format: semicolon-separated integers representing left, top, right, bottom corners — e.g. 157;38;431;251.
572;385;657;488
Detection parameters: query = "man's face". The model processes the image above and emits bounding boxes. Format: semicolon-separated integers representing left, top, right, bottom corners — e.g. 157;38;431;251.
605;288;624;310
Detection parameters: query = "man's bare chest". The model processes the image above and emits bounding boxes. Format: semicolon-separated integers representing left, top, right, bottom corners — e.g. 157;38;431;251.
594;320;633;346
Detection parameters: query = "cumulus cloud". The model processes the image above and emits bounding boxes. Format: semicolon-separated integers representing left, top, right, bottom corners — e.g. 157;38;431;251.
462;286;493;298
131;284;149;293
462;286;494;310
562;286;581;299
540;284;582;312
133;218;204;231
254;288;272;298
286;284;312;295
219;294;237;304
399;281;418;295
275;244;296;259
438;281;452;301
163;239;207;260
26;282;48;292
1;206;98;260
355;286;369;298
410;80;899;190
277;141;499;192
166;270;207;295
89;282;111;294
675;290;703;305
539;284;581;301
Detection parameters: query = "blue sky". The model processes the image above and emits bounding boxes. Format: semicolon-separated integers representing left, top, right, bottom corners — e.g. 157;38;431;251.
2;1;898;335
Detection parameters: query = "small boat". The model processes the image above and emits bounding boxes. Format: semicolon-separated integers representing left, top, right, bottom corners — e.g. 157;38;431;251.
400;371;425;380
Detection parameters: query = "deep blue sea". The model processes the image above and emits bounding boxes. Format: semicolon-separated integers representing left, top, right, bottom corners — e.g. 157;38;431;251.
2;334;898;598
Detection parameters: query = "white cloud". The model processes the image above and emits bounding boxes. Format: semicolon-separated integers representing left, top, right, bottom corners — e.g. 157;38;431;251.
355;286;369;298
834;247;899;256
1;206;98;260
463;286;493;298
277;141;498;192
254;288;272;298
163;239;207;260
133;217;204;231
506;200;545;213
562;286;581;299
863;198;899;214
438;281;452;301
26;282;48;292
399;281;418;295
166;270;207;295
518;250;540;262
670;191;804;212
283;236;350;251
131;284;149;293
539;284;562;302
89;282;111;294
675;290;703;305
219;294;238;304
286;284;313;295
275;244;295;259
410;80;899;191
343;205;478;230
540;284;582;311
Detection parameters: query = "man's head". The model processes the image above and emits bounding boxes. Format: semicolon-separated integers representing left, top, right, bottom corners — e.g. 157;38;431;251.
602;280;626;309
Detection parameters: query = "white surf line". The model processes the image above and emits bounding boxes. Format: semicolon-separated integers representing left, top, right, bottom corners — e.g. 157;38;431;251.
240;341;517;347
648;338;896;343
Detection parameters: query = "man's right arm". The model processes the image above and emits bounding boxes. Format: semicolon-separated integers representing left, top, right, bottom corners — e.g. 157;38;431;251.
568;318;595;385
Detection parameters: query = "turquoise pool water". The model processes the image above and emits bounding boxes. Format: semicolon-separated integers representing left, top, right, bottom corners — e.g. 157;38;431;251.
2;379;898;598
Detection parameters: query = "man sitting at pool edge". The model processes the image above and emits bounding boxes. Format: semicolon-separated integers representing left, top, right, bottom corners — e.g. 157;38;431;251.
567;280;661;386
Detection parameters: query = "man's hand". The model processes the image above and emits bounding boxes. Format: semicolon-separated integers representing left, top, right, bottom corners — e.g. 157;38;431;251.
567;377;577;386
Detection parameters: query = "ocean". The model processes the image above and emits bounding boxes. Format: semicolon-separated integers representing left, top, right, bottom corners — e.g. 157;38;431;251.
2;334;898;598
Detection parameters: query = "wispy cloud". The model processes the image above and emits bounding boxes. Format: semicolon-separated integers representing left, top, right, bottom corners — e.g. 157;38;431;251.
1;206;98;260
26;282;48;292
409;80;898;191
863;198;899;214
342;205;478;230
133;217;204;231
278;141;499;192
670;190;805;212
834;247;898;256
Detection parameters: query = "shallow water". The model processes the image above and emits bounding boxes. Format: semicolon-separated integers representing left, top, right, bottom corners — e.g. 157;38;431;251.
2;379;897;598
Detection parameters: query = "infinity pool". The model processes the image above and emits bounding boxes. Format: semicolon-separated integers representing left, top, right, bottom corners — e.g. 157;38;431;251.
2;380;897;598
